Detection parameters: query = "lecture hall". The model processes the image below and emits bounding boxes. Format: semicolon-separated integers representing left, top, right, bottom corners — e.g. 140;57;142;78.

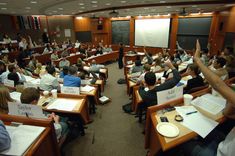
0;0;235;156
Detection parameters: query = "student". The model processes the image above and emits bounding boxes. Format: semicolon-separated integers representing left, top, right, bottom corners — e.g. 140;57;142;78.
7;65;26;86
143;47;154;65
59;66;69;78
139;60;181;107
184;64;205;93
63;66;81;87
17;47;28;68
118;43;124;69
137;64;151;84
50;50;59;61
34;63;42;75
0;85;14;113
89;59;104;73
0;120;11;152
151;58;162;72
209;57;228;80
0;61;8;83
28;55;38;72
59;55;70;69
223;47;235;78
43;44;53;54
20;87;67;140
130;60;143;74
39;65;59;91
96;46;103;55
180;40;235;156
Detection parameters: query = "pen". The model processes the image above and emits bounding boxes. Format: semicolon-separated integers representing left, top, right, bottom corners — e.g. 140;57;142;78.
186;111;198;115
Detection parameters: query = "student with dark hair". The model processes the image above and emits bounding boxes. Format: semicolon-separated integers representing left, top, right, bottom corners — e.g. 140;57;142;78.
0;120;11;152
95;46;103;55
39;65;59;91
20;87;68;140
130;60;143;74
118;43;124;69
209;57;228;80
17;47;28;68
223;46;235;78
59;66;69;78
139;60;181;107
63;66;81;87
184;63;205;93
0;61;7;83
7;65;26;86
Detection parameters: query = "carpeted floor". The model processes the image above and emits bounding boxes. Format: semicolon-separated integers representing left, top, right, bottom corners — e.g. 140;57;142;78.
64;62;147;156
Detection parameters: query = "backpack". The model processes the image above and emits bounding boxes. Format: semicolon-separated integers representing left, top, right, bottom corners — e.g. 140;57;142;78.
122;103;133;113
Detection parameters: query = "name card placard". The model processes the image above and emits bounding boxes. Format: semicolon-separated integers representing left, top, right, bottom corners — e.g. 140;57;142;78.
157;86;183;105
61;86;80;95
8;102;46;118
24;82;38;89
4;79;14;88
81;79;91;85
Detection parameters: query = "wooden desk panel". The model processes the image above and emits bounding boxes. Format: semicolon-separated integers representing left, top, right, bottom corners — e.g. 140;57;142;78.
53;53;85;67
85;51;119;64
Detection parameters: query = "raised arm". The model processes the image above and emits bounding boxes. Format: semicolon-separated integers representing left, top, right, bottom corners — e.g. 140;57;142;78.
194;40;235;106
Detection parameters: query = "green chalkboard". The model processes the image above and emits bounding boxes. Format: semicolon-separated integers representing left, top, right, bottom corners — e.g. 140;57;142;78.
111;20;130;45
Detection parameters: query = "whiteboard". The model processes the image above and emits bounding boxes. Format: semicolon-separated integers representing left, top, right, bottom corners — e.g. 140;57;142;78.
135;18;171;48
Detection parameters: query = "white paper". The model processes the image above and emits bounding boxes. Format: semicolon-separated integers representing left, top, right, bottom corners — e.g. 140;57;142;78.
157;86;183;105
4;79;14;88
47;99;79;111
1;125;45;156
80;85;95;92
10;92;22;102
155;72;164;80
175;106;218;138
191;94;226;115
99;96;109;102
81;79;91;85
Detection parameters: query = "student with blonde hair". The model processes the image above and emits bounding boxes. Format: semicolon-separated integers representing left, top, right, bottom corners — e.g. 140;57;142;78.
0;85;14;113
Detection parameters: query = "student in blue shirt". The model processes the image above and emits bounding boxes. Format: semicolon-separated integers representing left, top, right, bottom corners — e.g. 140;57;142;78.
63;66;81;87
59;66;69;78
0;120;11;152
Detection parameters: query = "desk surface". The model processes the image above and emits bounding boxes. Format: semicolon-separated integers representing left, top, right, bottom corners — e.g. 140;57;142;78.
151;104;224;151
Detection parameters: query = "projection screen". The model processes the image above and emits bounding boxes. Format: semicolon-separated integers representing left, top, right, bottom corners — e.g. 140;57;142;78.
135;18;171;48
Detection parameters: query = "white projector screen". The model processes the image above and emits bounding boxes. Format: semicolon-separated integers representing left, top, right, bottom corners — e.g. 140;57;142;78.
135;18;171;48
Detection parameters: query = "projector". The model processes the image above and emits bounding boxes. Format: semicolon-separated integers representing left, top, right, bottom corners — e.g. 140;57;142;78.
109;10;119;17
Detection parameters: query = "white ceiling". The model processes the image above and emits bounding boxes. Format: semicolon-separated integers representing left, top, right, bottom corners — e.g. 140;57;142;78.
0;0;234;17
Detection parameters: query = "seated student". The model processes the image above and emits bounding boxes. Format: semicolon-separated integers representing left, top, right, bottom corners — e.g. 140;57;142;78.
151;58;162;72
179;50;190;62
0;85;14;114
20;87;68;140
39;65;59;91
106;45;113;52
0;120;11;152
59;55;70;69
184;64;205;93
95;46;103;55
143;47;154;65
89;59;105;73
209;57;228;80
7;65;26;86
74;40;80;48
171;51;182;64
130;60;143;74
0;61;8;83
102;45;109;53
34;63;42;75
59;66;69;78
42;44;53;54
50;50;59;61
178;40;235;156
63;66;81;87
139;60;181;107
200;48;209;66
137;64;151;84
27;55;38;72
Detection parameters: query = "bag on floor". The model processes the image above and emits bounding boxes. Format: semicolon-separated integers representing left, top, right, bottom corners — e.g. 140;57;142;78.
122;103;132;113
117;78;126;84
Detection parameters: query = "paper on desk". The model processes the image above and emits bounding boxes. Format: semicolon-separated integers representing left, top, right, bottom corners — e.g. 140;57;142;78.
191;94;226;115
24;75;36;82
80;85;95;92
175;106;218;138
1;125;45;156
10;92;22;102
155;72;164;80
81;79;92;85
47;99;79;111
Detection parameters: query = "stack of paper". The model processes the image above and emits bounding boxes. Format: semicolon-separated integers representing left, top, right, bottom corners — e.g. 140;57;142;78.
1;125;45;156
175;106;218;138
99;96;110;103
80;85;95;92
191;94;226;115
47;99;78;111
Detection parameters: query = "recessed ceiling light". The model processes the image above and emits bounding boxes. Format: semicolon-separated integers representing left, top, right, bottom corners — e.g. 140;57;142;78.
121;1;127;3
80;7;85;9
1;8;7;10
92;5;97;7
160;1;166;3
79;10;83;12
105;3;111;5
192;5;197;8
166;6;172;9
53;10;58;13
0;2;7;5
58;8;63;10
25;7;31;9
79;3;84;5
91;1;97;4
30;1;37;4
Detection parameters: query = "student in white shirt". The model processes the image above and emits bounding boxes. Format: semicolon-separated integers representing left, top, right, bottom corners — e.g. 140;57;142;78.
39;65;59;91
42;44;53;54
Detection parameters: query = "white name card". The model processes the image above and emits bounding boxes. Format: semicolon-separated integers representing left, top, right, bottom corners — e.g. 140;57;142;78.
4;79;14;88
24;82;38;89
61;86;80;95
8;102;46;118
157;86;183;105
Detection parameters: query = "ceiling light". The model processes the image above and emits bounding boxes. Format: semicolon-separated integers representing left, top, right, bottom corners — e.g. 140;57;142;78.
1;8;7;10
203;12;213;15
106;3;111;5
25;7;31;9
91;1;97;4
30;1;37;4
160;1;166;3
53;10;58;13
92;5;97;7
126;15;131;18
58;8;63;10
0;2;7;5
80;7;85;9
121;1;127;3
79;3;84;5
76;16;83;19
192;5;197;8
166;6;172;9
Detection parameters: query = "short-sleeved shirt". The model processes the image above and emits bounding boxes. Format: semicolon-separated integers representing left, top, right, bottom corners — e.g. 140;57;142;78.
39;73;59;91
63;75;81;87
